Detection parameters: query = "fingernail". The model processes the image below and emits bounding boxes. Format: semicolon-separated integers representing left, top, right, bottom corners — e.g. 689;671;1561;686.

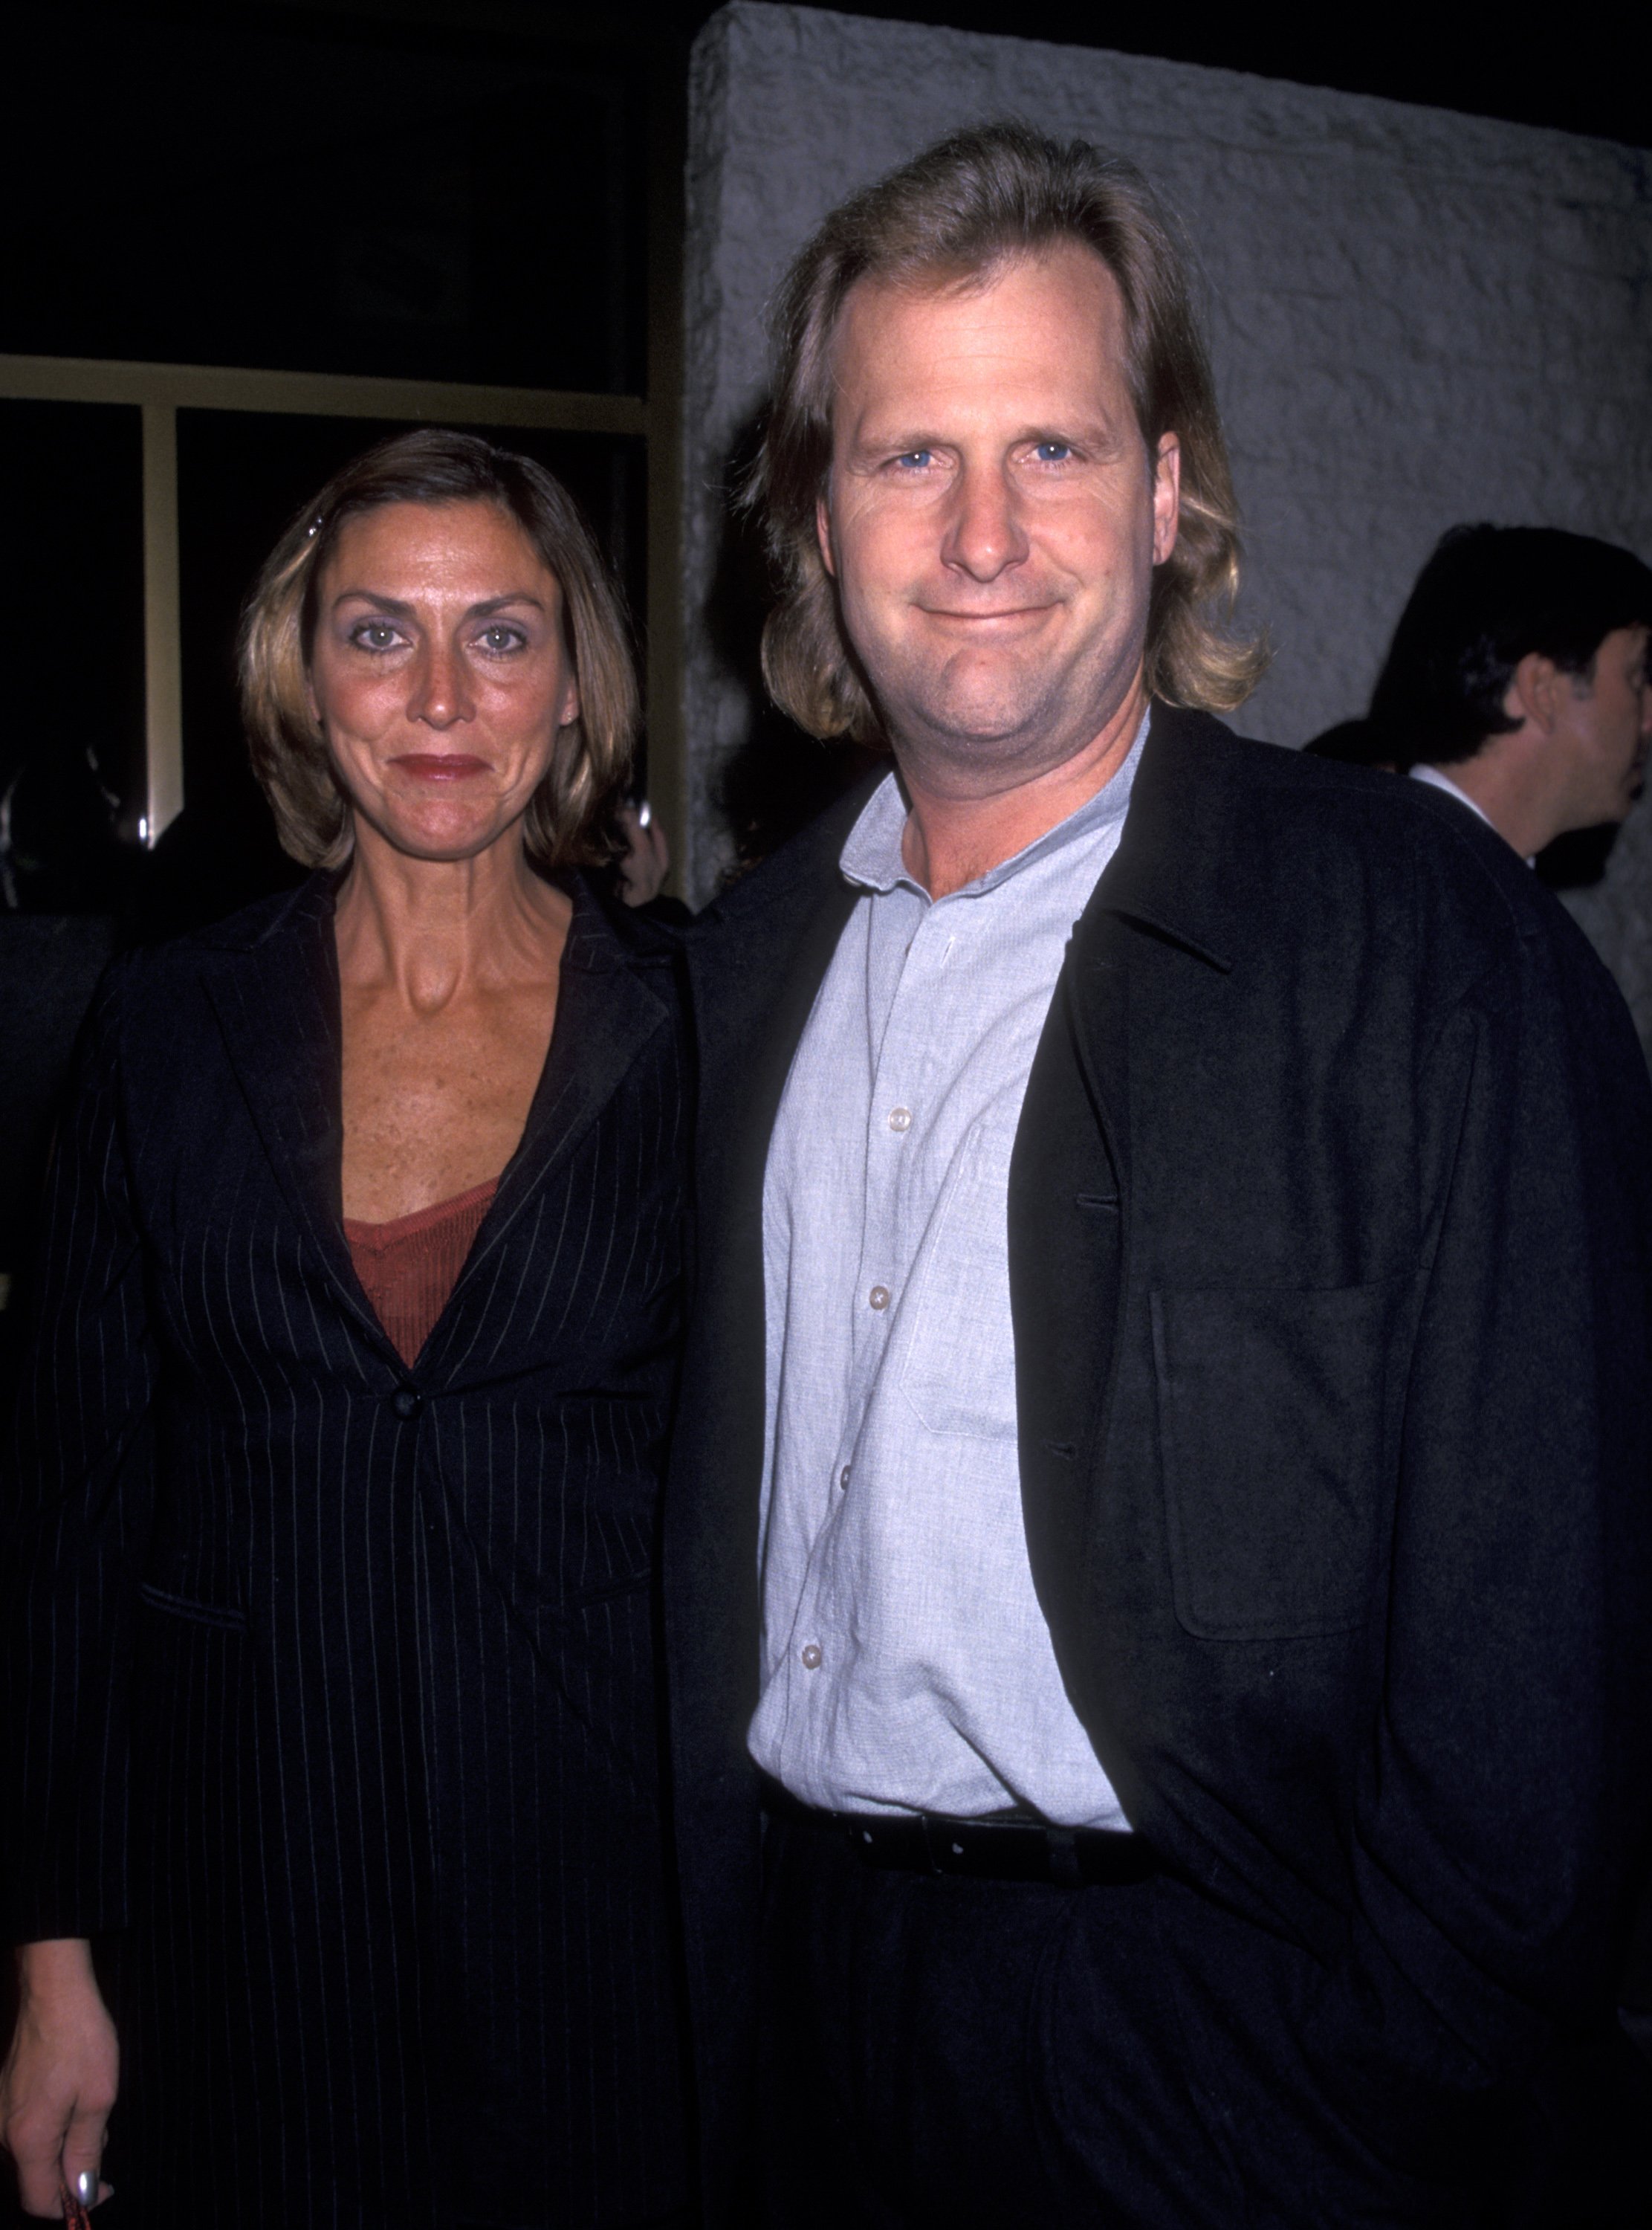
74;2171;97;2205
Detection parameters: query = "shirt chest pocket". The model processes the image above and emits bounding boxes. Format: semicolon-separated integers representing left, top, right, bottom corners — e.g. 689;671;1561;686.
898;1121;1020;1441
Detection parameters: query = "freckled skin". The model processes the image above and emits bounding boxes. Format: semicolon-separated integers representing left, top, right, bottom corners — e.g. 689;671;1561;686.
306;499;582;1223
337;973;557;1223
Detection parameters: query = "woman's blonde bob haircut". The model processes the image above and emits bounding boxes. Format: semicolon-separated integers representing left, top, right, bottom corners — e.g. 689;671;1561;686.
239;427;639;870
748;121;1268;742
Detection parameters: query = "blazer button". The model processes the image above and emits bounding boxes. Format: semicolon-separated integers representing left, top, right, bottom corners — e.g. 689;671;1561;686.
392;1388;421;1421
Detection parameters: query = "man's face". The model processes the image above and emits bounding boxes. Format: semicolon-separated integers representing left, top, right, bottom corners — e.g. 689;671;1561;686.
1558;624;1652;827
817;245;1179;790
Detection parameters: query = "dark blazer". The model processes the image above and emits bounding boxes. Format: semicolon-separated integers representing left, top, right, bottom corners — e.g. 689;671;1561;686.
2;872;693;2230
664;705;1652;2203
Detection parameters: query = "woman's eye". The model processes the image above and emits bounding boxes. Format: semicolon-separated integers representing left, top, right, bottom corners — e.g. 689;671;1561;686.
476;624;528;653
350;621;404;652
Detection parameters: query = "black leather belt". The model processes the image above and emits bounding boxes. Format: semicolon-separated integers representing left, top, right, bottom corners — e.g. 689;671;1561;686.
762;1777;1156;1889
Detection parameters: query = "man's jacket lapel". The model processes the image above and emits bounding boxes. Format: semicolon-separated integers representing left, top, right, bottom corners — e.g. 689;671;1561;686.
664;774;874;2191
1011;708;1240;1739
685;778;878;1291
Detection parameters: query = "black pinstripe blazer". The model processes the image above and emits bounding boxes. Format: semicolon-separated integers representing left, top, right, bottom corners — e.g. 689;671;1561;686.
1;871;693;2230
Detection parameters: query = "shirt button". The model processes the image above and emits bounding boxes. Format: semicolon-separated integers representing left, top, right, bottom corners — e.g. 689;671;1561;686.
800;1643;823;1670
868;1285;890;1311
838;1464;852;1490
887;1106;912;1133
392;1388;421;1420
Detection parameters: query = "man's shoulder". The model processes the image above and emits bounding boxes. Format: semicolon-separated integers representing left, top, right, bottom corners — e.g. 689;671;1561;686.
1150;704;1574;963
686;766;884;946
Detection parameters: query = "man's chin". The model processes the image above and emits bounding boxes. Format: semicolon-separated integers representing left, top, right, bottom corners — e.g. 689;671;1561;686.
884;677;1066;758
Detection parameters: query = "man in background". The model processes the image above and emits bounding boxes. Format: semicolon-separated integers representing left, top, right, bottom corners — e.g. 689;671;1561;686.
1369;523;1652;856
664;124;1652;2227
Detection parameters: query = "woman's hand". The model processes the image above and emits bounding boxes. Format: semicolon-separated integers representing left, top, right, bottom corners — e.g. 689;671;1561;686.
615;801;671;908
0;1940;118;2216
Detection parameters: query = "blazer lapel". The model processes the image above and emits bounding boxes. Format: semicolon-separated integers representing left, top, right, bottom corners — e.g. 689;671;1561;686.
1062;705;1239;1169
202;874;393;1357
663;778;874;1765
687;774;879;1242
1014;708;1240;1722
447;882;670;1302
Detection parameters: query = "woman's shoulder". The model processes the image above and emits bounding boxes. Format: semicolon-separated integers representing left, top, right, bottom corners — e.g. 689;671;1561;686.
85;876;331;1064
562;869;690;975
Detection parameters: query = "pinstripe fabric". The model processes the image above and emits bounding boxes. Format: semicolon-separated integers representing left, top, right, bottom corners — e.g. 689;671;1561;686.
1;871;693;2229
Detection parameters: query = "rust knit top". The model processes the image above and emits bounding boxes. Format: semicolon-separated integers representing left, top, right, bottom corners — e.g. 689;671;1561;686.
343;1177;499;1368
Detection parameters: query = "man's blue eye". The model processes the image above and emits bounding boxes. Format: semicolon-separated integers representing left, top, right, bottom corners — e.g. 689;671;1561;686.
1034;442;1072;462
895;450;933;469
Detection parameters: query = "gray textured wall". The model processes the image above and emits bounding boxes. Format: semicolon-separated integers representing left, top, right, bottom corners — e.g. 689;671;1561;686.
681;3;1652;1039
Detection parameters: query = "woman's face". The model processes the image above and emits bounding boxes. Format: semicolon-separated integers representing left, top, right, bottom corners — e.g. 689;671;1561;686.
306;497;579;864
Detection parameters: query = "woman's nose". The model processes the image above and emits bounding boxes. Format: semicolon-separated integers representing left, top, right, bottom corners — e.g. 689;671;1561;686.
407;640;474;728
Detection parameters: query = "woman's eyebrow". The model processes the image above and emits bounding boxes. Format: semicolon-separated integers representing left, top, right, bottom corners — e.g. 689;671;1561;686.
467;593;548;617
327;590;548;616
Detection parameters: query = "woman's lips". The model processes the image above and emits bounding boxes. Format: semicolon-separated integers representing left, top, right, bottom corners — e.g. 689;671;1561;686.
389;754;491;782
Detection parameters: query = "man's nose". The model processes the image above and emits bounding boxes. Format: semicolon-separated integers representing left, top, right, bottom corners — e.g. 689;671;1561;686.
407;639;475;729
941;461;1029;582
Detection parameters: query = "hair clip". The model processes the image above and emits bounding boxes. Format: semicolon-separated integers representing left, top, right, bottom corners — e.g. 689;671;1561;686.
305;514;324;540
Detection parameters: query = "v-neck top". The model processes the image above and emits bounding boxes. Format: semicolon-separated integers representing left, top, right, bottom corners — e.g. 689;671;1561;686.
344;1177;499;1366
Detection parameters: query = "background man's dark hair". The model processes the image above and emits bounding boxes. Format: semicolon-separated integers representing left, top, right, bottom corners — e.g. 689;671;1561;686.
1368;523;1652;768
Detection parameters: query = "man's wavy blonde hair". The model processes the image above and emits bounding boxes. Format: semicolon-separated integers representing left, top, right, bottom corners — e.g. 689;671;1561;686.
239;427;638;870
748;122;1268;742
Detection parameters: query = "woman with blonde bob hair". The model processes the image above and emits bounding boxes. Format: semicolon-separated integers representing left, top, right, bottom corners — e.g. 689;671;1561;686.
1;429;696;2229
242;427;638;874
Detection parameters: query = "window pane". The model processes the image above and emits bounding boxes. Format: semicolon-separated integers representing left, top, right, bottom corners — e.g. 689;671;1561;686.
0;398;146;914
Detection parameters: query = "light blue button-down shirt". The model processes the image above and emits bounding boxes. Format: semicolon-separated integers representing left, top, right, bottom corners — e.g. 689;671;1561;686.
750;714;1148;1825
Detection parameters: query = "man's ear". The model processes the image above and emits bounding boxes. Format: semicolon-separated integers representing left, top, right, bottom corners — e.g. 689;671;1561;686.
1151;433;1181;567
815;493;838;581
1505;650;1562;735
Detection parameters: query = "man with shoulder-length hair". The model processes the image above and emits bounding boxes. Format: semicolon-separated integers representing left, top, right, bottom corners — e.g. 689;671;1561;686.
664;122;1652;2226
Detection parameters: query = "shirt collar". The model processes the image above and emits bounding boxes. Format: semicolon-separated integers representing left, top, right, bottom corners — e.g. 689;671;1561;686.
1408;760;1495;830
1409;762;1535;866
840;705;1152;899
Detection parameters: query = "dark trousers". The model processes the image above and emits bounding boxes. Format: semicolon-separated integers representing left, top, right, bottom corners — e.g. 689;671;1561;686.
757;1810;1648;2230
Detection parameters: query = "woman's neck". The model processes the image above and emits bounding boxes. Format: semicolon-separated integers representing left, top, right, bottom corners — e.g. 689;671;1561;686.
334;821;571;1011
